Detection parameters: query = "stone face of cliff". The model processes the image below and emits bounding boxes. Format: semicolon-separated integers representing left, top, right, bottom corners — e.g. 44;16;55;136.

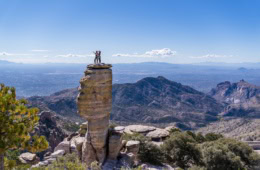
209;80;260;117
77;64;112;165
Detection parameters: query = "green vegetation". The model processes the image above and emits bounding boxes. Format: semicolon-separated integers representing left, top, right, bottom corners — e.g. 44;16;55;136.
122;133;164;165
0;84;48;170
30;153;86;170
162;131;204;169
123;130;260;170
63;122;80;132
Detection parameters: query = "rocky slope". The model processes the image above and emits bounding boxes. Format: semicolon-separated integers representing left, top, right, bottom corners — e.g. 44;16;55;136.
112;76;223;129
197;118;260;141
209;80;260;117
28;88;81;121
28;76;223;130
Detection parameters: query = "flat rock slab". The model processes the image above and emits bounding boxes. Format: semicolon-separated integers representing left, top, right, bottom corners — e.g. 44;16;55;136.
50;150;65;158
126;140;140;147
146;128;169;138
125;125;156;133
87;63;112;69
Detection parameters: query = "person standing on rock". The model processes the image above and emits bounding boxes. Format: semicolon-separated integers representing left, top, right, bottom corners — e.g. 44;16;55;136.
94;50;101;64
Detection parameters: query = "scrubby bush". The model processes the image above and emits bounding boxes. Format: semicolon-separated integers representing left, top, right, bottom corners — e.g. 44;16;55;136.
200;141;244;170
161;131;203;169
200;138;260;170
31;153;86;170
122;133;163;165
204;133;223;141
90;161;102;170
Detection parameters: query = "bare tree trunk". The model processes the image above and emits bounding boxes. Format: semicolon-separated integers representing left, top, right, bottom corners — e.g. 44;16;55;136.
0;153;4;170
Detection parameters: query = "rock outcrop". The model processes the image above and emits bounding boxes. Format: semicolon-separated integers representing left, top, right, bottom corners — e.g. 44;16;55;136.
77;64;112;166
19;153;39;164
34;111;67;151
209;80;260;117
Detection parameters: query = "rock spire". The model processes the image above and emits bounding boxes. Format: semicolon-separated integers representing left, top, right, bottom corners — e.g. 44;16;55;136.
77;63;112;166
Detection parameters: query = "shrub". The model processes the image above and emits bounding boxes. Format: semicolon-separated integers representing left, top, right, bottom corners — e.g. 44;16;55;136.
31;153;86;170
216;138;260;169
122;133;163;165
200;141;244;170
204;133;223;141
200;138;260;170
161;132;203;169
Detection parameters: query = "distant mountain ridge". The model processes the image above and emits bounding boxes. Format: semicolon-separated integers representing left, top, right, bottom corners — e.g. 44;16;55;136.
28;76;223;129
209;80;260;117
112;76;223;129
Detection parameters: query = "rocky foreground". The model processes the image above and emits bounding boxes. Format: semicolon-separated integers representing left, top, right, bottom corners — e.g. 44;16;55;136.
30;124;175;169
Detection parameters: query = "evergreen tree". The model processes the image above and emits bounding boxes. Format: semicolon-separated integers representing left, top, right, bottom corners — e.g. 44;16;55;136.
0;84;48;170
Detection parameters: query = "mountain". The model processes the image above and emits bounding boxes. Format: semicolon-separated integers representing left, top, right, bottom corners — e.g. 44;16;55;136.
209;80;260;117
28;76;223;129
28;88;81;121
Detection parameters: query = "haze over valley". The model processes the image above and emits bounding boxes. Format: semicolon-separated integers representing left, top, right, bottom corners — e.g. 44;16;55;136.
1;60;260;97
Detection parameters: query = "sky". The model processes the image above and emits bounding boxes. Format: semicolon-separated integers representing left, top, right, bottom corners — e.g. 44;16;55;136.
0;0;260;64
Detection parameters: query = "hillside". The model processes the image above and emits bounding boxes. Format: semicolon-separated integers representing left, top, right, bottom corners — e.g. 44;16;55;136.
28;88;81;121
112;76;223;129
28;76;223;129
197;118;260;141
209;80;260;117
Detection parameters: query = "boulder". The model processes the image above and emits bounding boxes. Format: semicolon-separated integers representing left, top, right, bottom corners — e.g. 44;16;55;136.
146;128;169;141
73;136;85;160
124;125;156;134
108;129;123;160
50;150;65;158
19;152;39;164
114;126;125;133
54;140;70;154
126;140;140;155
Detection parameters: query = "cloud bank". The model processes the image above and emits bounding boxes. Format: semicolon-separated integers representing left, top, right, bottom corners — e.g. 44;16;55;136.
0;52;32;56
113;48;176;58
191;54;233;59
55;53;94;58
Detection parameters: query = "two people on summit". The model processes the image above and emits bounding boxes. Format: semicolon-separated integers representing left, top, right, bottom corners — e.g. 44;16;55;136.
94;50;101;64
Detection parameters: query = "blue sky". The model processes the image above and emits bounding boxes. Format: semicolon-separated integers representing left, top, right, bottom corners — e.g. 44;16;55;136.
0;0;259;64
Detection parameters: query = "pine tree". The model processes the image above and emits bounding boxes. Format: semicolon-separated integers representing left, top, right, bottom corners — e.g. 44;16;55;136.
0;84;48;170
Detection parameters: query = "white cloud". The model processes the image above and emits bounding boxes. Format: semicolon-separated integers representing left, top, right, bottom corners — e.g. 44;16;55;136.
191;54;233;59
0;52;32;56
113;48;176;58
55;53;94;58
31;50;49;52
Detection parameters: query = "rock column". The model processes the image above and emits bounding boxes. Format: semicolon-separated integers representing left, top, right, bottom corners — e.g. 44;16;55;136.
77;64;112;166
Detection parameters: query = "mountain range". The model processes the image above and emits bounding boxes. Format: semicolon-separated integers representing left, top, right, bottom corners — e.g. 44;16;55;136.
27;76;260;130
